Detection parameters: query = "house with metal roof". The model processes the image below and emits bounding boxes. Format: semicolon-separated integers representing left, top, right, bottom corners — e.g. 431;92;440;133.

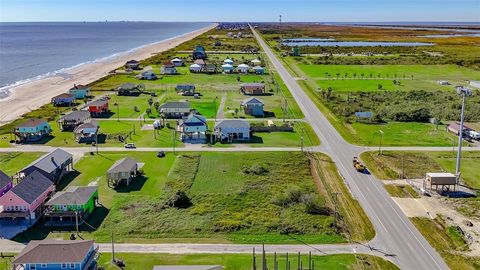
189;63;202;73
241;97;264;117
0;170;12;198
237;63;250;74
125;59;140;70
250;58;262;66
12;240;98;270
13;118;52;142
51;93;75;107
107;157;139;187
252;66;265;75
221;64;234;73
158;101;192;118
171;58;184;67
160;63;178;75
240;83;266;95
223;58;234;65
205;63;217;74
20;148;73;183
176;84;196;96
87;99;109;117
0;171;55;220
135;70;158;81
116;82;143;96
74;121;99;143
214;120;250;142
178;114;207;143
58;110;91;131
44;186;99;226
69;84;90;99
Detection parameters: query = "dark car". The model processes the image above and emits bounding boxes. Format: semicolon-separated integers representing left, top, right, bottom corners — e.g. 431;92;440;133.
157;151;166;158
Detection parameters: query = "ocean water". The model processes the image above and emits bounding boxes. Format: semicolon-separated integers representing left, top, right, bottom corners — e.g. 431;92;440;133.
0;22;211;97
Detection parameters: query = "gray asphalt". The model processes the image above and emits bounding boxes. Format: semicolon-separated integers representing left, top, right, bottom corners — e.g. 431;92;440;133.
251;26;450;269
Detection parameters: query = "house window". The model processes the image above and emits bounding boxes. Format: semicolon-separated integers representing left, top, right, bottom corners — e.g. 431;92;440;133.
70;263;75;268
29;265;36;270
61;263;67;269
41;264;47;268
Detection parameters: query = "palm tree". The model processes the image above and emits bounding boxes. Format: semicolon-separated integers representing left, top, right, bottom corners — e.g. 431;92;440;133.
353;73;357;80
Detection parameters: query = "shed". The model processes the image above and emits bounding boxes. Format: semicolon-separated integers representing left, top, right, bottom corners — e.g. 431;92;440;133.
426;172;457;191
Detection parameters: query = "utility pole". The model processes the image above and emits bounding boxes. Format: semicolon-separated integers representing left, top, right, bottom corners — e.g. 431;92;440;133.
111;232;115;262
173;128;176;155
301;128;304;152
378;130;384;155
95;131;99;154
401;155;404;179
455;86;472;184
297;252;300;270
253;247;257;270
214;96;218;122
262;243;267;270
286;253;289;270
115;103;119;122
274;252;278;270
333;192;340;233
308;252;311;270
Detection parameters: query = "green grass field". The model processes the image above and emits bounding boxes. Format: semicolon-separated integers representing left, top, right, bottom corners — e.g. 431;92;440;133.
0;152;44;175
14;151;371;245
384;184;420;198
298;64;479;92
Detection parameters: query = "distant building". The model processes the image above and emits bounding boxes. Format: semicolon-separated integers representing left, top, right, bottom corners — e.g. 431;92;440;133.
194;59;207;67
223;58;234;65
116;83;142;96
160;63;178;75
125;59;140;70
74;121;99;143
189;64;202;73
87;99;109;117
0;170;13;198
158;102;192;118
13;119;52;142
107;157;139;187
178;113;207;143
12;240;98;270
176;84;196;96
58;110;91;131
0;171;54;220
214;119;250;142
206;64;217;74
425;172;457;191
240;83;265;95
20;148;73;183
221;64;234;73
252;66;265;75
51;93;75;107
135;70;157;80
192;45;207;60
470;80;480;89
44;186;99;226
237;64;250;74
170;58;184;67
250;59;262;66
242;97;264;117
69;84;90;99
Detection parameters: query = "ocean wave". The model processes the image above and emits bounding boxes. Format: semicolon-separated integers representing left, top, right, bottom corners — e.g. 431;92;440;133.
0;24;212;100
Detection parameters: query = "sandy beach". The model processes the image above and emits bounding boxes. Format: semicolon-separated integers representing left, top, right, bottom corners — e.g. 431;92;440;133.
0;23;216;125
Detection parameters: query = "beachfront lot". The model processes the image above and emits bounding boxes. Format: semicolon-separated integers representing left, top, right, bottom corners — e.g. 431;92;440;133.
9;151;372;244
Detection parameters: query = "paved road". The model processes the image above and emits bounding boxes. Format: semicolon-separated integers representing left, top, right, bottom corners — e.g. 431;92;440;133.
251;27;450;270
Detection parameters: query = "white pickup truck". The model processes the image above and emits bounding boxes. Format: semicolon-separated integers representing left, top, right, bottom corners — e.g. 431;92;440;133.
468;130;480;140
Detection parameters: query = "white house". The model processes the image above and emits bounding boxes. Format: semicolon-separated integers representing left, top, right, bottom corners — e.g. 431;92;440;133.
223;58;234;65
189;64;202;73
214;119;250;142
250;59;262;66
221;64;234;73
160;64;177;75
237;64;250;74
170;58;184;67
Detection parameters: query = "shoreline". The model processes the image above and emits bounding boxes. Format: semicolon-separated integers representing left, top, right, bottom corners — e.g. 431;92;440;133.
0;23;216;125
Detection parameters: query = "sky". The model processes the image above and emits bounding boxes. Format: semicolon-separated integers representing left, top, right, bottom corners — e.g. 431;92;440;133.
0;0;479;22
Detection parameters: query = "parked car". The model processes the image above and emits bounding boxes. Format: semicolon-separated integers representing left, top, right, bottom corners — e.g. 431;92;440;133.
124;143;136;149
468;130;480;140
157;151;166;158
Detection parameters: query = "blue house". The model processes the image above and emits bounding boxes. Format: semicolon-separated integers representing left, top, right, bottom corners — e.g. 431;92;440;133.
242;97;264;117
12;240;98;270
14;119;52;142
252;66;265;75
51;93;75;106
178;113;207;143
192;45;207;60
69;84;90;99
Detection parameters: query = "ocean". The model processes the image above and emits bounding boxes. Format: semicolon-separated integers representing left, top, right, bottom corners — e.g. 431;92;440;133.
0;21;211;97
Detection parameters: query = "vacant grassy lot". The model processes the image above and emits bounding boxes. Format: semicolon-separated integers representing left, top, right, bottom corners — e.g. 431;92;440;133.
360;151;480;189
0;152;44;175
15;152;372;245
384;184;420;198
298;65;479;92
0;253;398;270
412;216;480;270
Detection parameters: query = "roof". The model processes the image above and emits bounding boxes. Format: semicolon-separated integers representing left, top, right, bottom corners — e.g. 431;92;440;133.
59;110;90;122
221;64;233;68
53;93;75;99
88;99;108;107
163;63;176;68
253;66;264;70
0;170;11;188
24;148;73;175
182;114;207;125
448;122;473;131
190;64;202;68
194;59;206;65
242;97;264;105
16;118;47;128
171;58;183;62
251;59;261;63
153;266;222;270
117;82;139;90
13;240;94;264
74;121;99;133
426;172;456;178
237;64;249;68
206;64;216;68
46;186;98;206
108;157;138;174
11;171;53;204
224;58;233;63
70;84;89;90
126;60;139;64
215;119;250;129
159;102;191;109
241;83;265;88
